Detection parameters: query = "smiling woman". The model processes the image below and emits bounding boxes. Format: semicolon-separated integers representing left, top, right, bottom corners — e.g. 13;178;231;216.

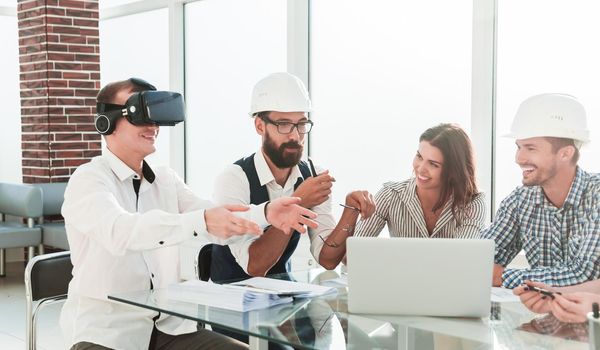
355;123;486;239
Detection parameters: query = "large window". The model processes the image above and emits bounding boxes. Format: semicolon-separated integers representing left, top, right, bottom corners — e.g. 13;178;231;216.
495;1;600;208
310;1;473;229
184;0;287;197
99;0;140;10
0;15;22;183
99;8;171;167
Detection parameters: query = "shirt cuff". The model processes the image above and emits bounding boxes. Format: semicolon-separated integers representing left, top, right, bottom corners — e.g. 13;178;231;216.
248;202;269;228
180;209;208;240
502;268;523;288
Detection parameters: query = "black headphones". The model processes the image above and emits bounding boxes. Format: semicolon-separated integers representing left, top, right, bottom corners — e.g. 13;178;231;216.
94;78;157;135
94;104;123;135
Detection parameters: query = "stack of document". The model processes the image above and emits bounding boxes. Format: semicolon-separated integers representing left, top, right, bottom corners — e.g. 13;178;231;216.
230;277;337;298
168;277;336;312
168;280;293;312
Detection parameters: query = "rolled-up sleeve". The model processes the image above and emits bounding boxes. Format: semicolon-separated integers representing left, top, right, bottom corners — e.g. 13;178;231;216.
480;190;523;267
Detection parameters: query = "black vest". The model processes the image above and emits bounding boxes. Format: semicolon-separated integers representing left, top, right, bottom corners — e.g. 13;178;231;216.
210;153;312;283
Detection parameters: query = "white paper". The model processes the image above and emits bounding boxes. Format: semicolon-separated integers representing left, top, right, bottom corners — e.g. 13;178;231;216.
320;276;348;287
231;277;337;298
168;280;292;312
491;287;520;303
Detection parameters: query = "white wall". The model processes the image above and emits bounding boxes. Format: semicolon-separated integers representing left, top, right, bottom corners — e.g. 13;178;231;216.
0;14;25;262
183;0;287;198
99;8;171;168
310;0;473;225
0;15;23;184
494;0;600;208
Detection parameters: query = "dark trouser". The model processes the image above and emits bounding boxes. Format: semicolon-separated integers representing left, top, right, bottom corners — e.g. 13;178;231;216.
212;326;291;350
70;327;248;350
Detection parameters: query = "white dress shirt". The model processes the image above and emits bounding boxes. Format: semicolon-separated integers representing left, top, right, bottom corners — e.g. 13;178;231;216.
212;150;336;274
60;148;268;350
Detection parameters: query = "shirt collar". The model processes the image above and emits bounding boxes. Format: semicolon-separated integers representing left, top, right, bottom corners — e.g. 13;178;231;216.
536;166;585;209
561;166;585;209
401;177;455;208
400;177;418;202
255;149;303;187
104;148;155;184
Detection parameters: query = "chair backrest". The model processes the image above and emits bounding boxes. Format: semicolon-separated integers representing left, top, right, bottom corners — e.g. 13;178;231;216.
32;182;67;216
0;183;43;218
197;244;213;281
25;251;72;301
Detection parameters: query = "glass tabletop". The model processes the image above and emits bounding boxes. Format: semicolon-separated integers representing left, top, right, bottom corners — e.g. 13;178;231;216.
109;269;589;350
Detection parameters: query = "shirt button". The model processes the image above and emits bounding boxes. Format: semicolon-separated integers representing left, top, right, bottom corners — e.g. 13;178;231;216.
159;241;164;245
151;273;155;278
193;232;198;237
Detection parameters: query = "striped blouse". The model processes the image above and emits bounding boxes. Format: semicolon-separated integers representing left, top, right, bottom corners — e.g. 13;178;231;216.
355;178;486;238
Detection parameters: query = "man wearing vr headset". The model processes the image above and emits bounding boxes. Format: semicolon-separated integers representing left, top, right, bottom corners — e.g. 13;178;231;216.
60;78;318;350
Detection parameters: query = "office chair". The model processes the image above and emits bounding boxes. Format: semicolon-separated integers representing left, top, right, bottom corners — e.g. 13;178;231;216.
0;182;43;276
195;244;213;281
32;182;69;253
24;251;72;350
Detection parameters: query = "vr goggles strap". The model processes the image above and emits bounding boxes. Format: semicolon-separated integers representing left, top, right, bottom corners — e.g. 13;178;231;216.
98;102;126;114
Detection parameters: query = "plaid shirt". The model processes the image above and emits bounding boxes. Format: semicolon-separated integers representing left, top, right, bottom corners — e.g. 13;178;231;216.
481;167;600;288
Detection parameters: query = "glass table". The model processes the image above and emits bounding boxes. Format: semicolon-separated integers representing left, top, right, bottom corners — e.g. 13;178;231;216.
109;269;589;349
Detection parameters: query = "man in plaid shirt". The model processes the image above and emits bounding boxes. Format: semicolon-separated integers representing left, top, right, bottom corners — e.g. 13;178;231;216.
482;94;600;289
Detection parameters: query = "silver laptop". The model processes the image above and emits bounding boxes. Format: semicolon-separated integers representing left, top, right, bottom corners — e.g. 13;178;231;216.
347;237;494;317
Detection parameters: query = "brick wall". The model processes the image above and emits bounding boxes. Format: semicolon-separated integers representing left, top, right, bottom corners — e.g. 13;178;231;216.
18;0;101;184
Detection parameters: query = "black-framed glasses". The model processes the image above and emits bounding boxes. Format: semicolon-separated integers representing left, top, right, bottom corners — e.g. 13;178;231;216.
319;234;341;248
260;115;314;134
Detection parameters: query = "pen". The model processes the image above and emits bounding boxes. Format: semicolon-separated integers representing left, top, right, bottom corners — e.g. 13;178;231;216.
524;285;560;299
339;203;360;212
308;157;318;177
593;302;599;319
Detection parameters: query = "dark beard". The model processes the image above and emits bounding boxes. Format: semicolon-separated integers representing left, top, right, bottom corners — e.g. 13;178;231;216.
263;134;303;169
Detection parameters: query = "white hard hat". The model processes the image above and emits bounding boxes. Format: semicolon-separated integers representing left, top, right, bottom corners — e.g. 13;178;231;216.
249;72;312;116
505;93;590;147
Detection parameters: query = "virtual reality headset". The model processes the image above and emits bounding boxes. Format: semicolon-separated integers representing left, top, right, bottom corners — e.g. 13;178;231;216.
95;85;186;135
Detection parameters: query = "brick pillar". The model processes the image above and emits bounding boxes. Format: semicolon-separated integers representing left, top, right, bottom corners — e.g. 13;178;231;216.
18;0;101;184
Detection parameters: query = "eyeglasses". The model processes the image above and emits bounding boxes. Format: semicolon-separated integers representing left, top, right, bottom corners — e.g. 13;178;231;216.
260;115;314;134
319;224;354;248
319;234;341;248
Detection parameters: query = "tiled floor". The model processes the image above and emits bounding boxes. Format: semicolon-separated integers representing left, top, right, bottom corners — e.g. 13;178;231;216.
0;261;66;350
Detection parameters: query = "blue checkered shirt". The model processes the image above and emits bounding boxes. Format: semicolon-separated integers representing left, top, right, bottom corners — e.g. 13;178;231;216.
481;167;600;288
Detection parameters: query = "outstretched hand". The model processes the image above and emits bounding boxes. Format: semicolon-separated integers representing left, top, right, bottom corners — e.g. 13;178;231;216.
266;197;318;235
205;205;262;239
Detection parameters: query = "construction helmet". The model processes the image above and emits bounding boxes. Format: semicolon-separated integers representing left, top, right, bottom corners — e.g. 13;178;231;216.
249;72;312;116
505;93;590;147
